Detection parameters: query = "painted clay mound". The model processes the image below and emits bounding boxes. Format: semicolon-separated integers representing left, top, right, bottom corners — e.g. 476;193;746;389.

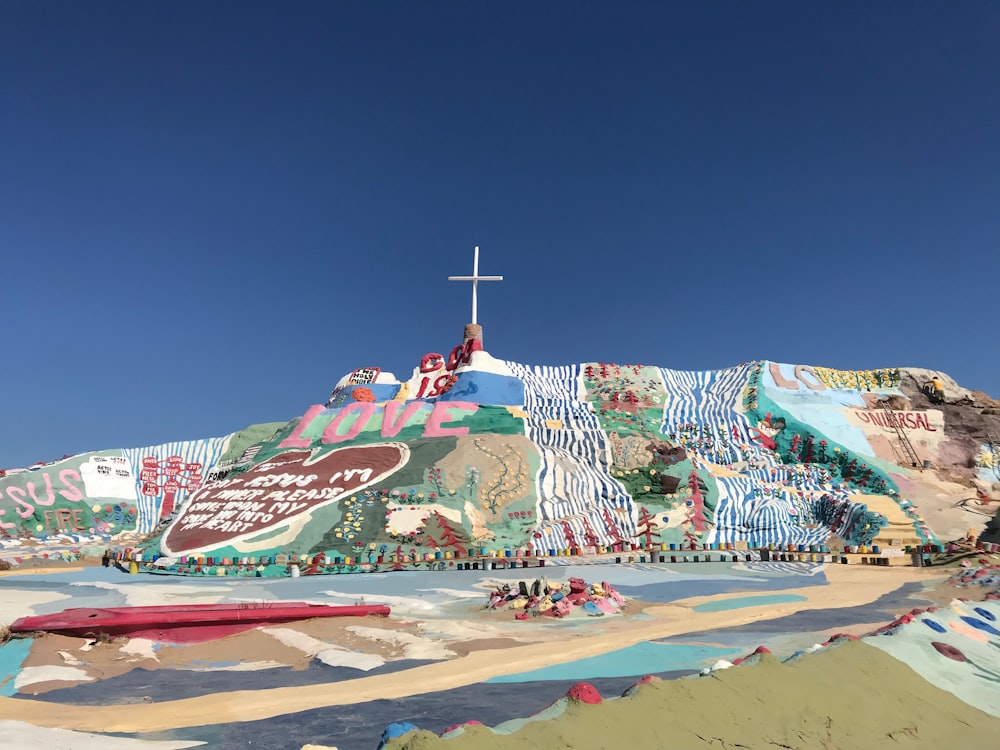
3;345;997;575
379;638;1000;750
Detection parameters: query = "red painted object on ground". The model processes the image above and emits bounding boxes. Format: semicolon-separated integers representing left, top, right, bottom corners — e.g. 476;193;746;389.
10;601;391;643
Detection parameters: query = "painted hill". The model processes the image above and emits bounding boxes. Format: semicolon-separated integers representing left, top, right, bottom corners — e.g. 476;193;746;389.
2;339;999;564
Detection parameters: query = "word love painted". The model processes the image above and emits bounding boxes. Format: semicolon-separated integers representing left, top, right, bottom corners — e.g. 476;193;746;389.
160;444;409;555
278;400;479;449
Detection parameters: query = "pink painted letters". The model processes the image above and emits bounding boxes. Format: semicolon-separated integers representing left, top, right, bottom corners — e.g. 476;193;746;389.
279;400;480;448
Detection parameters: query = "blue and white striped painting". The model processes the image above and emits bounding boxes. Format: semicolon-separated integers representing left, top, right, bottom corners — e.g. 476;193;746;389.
503;360;635;548
499;360;883;549
123;436;231;533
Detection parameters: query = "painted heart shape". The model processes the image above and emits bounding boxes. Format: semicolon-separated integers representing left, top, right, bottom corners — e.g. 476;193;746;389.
160;443;409;556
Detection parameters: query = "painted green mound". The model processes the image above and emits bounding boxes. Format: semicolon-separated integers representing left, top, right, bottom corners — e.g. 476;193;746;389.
385;640;1000;750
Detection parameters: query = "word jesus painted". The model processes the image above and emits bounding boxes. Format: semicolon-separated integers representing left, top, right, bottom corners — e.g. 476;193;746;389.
160;444;409;555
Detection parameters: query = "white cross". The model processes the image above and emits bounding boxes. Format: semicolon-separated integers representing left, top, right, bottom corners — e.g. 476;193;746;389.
447;246;503;325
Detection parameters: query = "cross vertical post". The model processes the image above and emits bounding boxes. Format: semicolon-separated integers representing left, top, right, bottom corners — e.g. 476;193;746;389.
448;246;503;326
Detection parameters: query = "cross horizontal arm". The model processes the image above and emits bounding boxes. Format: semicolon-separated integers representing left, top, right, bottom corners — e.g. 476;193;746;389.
449;246;503;326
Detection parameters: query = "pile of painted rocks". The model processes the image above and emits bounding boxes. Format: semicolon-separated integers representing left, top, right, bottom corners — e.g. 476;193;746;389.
486;576;627;619
946;559;1000;600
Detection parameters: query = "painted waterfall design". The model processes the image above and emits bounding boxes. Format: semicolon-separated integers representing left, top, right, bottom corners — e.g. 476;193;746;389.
123;437;230;533
654;364;828;546
712;475;828;548
656;365;761;463
657;364;755;439
502;361;636;548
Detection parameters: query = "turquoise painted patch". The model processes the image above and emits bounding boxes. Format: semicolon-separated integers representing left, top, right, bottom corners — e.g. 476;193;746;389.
693;593;808;613
0;638;33;696
486;642;741;683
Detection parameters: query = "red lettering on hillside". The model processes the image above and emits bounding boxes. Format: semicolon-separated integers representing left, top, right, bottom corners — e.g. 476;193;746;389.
854;410;937;432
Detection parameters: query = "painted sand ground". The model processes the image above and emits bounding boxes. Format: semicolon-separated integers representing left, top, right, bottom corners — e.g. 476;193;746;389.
4;557;989;749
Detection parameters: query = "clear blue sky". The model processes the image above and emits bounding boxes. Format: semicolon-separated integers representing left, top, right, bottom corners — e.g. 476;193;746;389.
2;1;998;467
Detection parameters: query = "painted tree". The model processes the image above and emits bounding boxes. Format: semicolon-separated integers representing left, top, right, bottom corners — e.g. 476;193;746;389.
601;508;627;547
392;545;406;572
618;390;641;415
427;511;468;552
683;470;710;549
634;506;661;549
788;433;802;460
802;435;816;464
560;520;578;549
581;518;601;549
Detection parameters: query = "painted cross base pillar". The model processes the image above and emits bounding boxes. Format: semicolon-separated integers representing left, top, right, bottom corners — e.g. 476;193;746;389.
463;323;483;347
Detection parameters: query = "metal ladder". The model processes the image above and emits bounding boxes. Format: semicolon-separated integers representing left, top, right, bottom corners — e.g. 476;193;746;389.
875;399;923;469
986;431;1000;481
